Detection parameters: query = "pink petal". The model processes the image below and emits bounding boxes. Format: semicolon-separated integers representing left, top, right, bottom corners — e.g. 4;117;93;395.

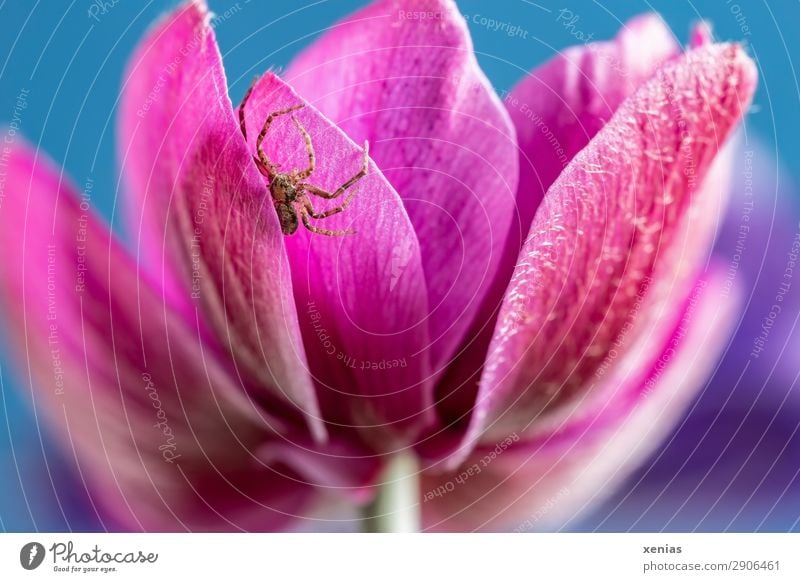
690;21;714;48
118;0;324;439
422;270;736;531
285;0;519;369
0;142;374;531
437;14;680;433
508;14;679;227
239;73;435;447
460;43;757;453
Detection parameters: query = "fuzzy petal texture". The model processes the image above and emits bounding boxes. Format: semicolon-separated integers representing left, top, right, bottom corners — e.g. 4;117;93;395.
286;0;519;371
118;1;324;438
508;13;679;239
463;44;757;450
0;142;346;531
578;141;800;532
240;73;434;448
422;270;736;531
436;13;680;436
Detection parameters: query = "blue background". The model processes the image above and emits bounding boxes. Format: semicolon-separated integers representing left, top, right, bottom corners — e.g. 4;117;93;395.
0;0;798;531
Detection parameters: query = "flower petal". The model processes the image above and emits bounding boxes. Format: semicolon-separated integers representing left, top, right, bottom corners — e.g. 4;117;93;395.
462;43;757;450
579;142;800;532
508;13;679;232
436;14;680;439
422;270;735;531
239;73;435;447
690;21;714;48
118;0;324;438
0;142;351;530
286;0;519;369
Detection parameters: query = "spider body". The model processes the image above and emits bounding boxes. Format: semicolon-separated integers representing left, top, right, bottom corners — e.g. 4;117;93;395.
239;78;369;236
270;173;298;204
270;173;300;233
275;199;299;235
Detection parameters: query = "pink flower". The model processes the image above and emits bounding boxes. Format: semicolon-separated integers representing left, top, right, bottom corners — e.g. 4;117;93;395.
0;0;756;531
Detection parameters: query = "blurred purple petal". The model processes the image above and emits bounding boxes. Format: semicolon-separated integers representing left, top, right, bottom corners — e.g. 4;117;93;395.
422;270;737;531
576;141;800;532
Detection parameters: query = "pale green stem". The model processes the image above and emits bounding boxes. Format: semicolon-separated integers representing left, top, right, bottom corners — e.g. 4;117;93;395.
361;451;421;533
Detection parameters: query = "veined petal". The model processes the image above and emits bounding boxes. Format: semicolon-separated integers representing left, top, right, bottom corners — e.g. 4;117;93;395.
574;141;800;532
462;43;757;451
508;13;679;235
422;270;735;531
286;0;519;370
499;137;734;448
0;142;361;531
240;73;434;447
437;14;680;441
118;0;324;439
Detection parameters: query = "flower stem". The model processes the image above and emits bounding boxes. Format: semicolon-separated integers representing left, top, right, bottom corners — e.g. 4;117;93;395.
361;451;420;533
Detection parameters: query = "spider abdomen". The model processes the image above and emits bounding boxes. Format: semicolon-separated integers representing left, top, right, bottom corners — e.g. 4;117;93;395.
275;201;299;235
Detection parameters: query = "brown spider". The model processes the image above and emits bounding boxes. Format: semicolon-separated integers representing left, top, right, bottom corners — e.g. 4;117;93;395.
238;78;369;236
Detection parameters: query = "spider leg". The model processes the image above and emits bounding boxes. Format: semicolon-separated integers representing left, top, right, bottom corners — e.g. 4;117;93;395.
255;104;305;180
292;116;316;180
253;156;272;178
303;190;357;219
237;75;259;140
304;141;369;200
300;202;355;236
